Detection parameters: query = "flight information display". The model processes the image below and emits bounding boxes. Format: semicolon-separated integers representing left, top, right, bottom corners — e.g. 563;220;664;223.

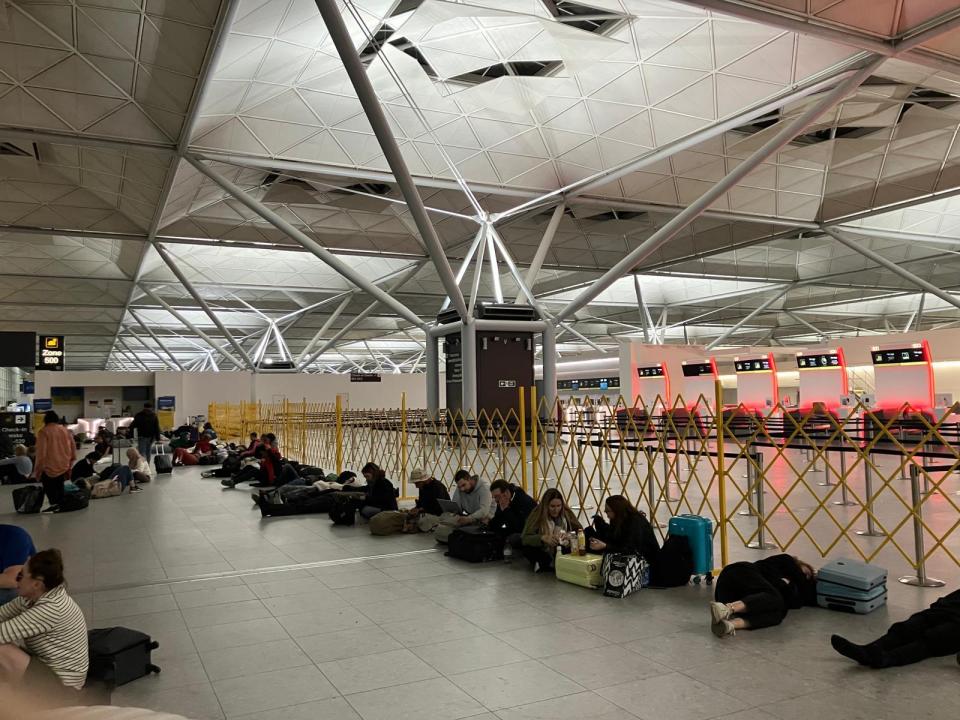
797;353;841;369
557;377;620;391
735;358;772;373
872;347;929;365
637;365;665;378
681;362;714;377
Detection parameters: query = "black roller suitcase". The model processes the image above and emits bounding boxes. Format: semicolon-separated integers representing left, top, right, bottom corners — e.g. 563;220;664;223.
88;627;160;686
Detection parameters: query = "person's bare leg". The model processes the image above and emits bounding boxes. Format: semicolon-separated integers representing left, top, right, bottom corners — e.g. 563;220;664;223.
0;644;30;684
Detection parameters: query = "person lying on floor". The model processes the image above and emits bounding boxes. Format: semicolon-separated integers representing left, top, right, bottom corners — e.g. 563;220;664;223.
0;446;32;486
105;448;151;493
831;588;960;668
221;434;282;488
710;554;817;638
357;462;398;520
171;433;214;466
0;549;88;705
520;488;581;573
489;479;535;551
587;495;660;564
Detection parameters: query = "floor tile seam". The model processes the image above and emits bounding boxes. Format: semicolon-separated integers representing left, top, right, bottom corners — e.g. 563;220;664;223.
488;689;645;720
71;547;442;594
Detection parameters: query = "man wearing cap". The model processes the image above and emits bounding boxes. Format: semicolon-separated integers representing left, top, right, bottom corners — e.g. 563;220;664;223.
406;469;450;533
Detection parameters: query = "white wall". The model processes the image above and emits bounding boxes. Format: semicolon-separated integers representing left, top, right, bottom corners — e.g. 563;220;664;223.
83;386;125;419
253;372;431;409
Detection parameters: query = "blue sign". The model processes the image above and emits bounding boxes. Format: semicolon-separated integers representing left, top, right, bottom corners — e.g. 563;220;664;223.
34;398;52;411
157;396;176;410
20;381;34;394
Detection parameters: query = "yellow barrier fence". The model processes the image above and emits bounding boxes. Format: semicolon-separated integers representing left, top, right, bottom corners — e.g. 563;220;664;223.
209;385;960;580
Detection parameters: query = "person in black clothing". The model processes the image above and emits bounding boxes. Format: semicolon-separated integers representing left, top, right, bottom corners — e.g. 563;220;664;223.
91;429;111;461
489;479;536;550
404;468;449;530
358;462;398;520
710;554;817;638
131;403;162;463
587;495;660;564
831;589;960;668
70;452;99;481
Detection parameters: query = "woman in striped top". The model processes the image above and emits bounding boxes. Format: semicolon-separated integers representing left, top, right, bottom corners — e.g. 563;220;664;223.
0;549;88;698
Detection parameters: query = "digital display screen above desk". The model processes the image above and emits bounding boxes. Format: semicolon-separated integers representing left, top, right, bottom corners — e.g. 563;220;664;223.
637;366;665;378
872;347;928;365
558;377;619;391
735;358;771;373
797;353;840;369
682;363;714;377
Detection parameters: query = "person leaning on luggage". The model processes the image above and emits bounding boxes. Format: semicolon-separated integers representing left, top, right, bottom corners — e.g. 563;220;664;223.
0;549;88;704
832;588;960;669
521;488;582;573
587;495;660;564
489;479;536;550
357;462;398;520
32;411;76;512
404;468;450;532
710;554;817;638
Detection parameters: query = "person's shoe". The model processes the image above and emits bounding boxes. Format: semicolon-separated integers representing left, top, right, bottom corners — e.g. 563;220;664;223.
710;602;733;625
532;561;541;574
711;619;736;638
831;635;881;667
250;481;270;488
220;478;236;488
130;485;143;493
42;505;58;513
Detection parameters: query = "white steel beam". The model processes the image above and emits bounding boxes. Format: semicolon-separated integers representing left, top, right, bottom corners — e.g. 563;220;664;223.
515;204;565;303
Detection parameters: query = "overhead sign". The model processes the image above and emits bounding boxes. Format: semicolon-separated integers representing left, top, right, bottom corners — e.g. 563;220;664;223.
37;335;64;371
157;396;176;410
33;398;53;411
350;372;381;383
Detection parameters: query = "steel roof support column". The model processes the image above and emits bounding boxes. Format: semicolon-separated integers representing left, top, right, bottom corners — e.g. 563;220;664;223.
138;286;247;370
555;56;884;323
426;334;439;418
633;275;656;344
706;285;794;350
187;156;428;331
461;319;477;417
541;323;557;414
441;226;485;313
515;204;564;303
130;310;185;371
126;329;175;371
153;242;255;369
313;0;469;320
822;227;960;312
298;295;352;364
117;338;151;371
485;224;504;304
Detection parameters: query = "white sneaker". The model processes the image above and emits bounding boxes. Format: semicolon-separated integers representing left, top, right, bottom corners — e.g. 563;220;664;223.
711;619;736;638
710;602;733;624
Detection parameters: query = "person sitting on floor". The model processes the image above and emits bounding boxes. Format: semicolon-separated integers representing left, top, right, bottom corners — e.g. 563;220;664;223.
172;432;214;466
0;526;35;606
221;433;282;488
404;469;450;532
69;453;98;483
239;432;260;458
0;549;88;702
489;479;536;551
428;470;495;543
587;495;660;564
520;487;581;573
106;448;151;494
0;446;32;486
91;430;111;461
201;422;218;441
709;554;817;638
357;462;398;520
831;588;960;668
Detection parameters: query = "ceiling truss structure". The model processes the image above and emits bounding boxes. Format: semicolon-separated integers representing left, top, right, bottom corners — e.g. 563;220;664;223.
5;1;960;371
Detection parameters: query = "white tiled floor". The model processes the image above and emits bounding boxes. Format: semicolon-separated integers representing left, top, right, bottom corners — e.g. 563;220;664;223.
3;466;959;719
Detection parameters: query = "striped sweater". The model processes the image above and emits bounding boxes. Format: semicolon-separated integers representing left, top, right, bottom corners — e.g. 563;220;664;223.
0;584;88;688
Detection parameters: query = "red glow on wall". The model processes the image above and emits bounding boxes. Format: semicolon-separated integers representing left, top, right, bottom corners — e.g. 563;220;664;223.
637;363;670;405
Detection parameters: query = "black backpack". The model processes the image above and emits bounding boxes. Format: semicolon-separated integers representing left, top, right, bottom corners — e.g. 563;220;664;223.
650;534;694;587
13;485;44;514
328;493;362;526
88;627;160;686
446;529;503;563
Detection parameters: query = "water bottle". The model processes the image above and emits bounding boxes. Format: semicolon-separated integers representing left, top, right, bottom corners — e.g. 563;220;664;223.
503;544;513;563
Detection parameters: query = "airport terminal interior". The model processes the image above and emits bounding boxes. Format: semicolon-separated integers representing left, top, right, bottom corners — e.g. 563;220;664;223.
3;0;960;718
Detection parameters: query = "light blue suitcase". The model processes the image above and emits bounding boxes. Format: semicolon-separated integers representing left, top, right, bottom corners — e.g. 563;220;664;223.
817;558;887;591
817;582;887;614
667;515;713;584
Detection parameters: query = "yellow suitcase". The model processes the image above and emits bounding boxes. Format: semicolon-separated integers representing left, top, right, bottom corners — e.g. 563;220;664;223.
555;553;603;589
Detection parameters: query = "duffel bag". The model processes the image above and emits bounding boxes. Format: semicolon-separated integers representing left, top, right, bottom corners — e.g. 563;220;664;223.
446;529;503;563
13;485;44;514
369;511;407;536
91;478;122;499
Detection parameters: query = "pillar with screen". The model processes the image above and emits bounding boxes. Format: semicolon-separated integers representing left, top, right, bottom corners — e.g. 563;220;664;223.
871;341;934;413
680;358;718;408
796;348;848;412
734;353;778;412
636;362;670;410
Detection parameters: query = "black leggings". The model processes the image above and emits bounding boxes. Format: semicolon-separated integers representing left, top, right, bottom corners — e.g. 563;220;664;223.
40;472;67;506
864;611;960;667
715;562;787;630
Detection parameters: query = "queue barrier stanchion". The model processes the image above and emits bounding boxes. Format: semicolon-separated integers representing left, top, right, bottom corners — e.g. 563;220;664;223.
644;446;664;529
898;463;946;588
855;460;884;537
746;451;776;550
738;445;757;518
832;447;856;507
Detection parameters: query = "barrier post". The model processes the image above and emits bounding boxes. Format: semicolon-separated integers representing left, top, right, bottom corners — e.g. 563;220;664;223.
715;380;728;568
531;386;539;499
400;392;408;499
335;394;343;474
518;388;528;493
855;462;884;537
300;398;307;465
747;451;776;549
899;464;946;587
833;449;855;506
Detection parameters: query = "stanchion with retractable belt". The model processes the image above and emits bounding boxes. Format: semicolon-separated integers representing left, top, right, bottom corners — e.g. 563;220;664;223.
832;446;856;507
746;451;777;550
855;460;884;537
643;445;665;529
899;463;946;588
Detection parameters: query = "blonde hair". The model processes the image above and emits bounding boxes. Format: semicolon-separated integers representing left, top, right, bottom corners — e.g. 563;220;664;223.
527;488;581;537
13;444;26;456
